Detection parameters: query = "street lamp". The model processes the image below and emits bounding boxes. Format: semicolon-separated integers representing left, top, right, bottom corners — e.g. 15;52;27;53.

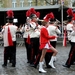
61;0;64;37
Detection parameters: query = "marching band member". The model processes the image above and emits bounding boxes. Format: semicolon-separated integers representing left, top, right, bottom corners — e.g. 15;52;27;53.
66;8;73;45
63;8;74;68
47;12;61;62
38;14;58;73
48;12;61;48
63;21;75;68
2;10;18;67
24;8;41;66
21;17;31;63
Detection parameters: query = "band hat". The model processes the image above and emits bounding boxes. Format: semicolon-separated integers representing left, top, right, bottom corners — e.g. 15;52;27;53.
26;8;36;19
6;10;14;23
66;8;73;20
43;13;51;22
49;12;56;22
26;8;40;19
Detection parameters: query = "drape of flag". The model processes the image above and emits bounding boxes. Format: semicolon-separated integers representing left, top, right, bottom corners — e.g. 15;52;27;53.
8;27;13;46
63;27;67;47
26;34;31;44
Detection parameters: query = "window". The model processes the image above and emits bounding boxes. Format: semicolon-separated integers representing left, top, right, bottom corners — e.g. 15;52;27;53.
0;0;3;7
12;0;16;8
0;0;2;2
28;0;32;6
45;0;60;5
72;0;75;7
20;0;24;7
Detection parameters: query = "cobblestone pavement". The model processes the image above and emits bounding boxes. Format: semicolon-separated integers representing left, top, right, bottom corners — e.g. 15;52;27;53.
0;43;75;75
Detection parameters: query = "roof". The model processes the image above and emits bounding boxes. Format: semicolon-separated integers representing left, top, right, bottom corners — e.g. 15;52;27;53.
0;5;60;11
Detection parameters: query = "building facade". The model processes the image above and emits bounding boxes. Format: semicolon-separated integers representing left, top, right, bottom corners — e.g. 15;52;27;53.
0;0;74;8
0;0;61;8
0;0;74;25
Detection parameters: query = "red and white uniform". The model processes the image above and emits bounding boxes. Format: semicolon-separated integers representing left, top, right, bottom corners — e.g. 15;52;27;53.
2;24;17;47
22;21;40;38
47;25;61;41
39;26;56;50
66;23;73;41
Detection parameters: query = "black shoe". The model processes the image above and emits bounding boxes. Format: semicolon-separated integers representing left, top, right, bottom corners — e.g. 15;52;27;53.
2;64;7;67
62;64;70;68
30;63;37;68
12;65;15;67
46;65;52;68
72;62;75;65
30;63;35;67
27;61;30;63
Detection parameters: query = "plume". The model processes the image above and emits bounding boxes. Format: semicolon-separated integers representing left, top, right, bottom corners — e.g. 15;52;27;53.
67;8;73;17
50;12;55;19
44;13;50;22
29;8;36;14
36;12;40;18
7;10;14;18
26;10;31;17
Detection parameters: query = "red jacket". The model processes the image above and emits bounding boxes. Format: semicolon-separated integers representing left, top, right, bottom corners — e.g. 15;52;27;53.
39;27;56;49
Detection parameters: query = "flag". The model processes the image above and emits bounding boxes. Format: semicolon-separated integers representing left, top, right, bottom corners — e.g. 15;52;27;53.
26;34;31;44
8;27;13;46
63;27;67;47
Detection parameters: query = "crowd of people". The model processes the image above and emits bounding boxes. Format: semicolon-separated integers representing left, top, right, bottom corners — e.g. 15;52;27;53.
1;8;75;73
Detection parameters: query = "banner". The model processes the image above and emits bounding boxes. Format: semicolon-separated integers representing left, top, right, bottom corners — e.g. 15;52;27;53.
63;27;67;47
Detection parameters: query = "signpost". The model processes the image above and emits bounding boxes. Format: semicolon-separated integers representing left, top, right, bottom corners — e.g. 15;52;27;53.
61;0;64;37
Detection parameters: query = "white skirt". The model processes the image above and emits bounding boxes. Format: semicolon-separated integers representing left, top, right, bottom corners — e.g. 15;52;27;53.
44;43;50;49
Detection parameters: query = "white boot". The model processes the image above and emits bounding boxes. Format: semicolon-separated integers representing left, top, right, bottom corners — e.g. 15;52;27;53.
54;56;57;62
48;56;56;69
42;61;44;65
39;62;47;73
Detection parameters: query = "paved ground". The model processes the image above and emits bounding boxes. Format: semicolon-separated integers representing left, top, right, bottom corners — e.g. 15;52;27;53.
0;43;75;75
